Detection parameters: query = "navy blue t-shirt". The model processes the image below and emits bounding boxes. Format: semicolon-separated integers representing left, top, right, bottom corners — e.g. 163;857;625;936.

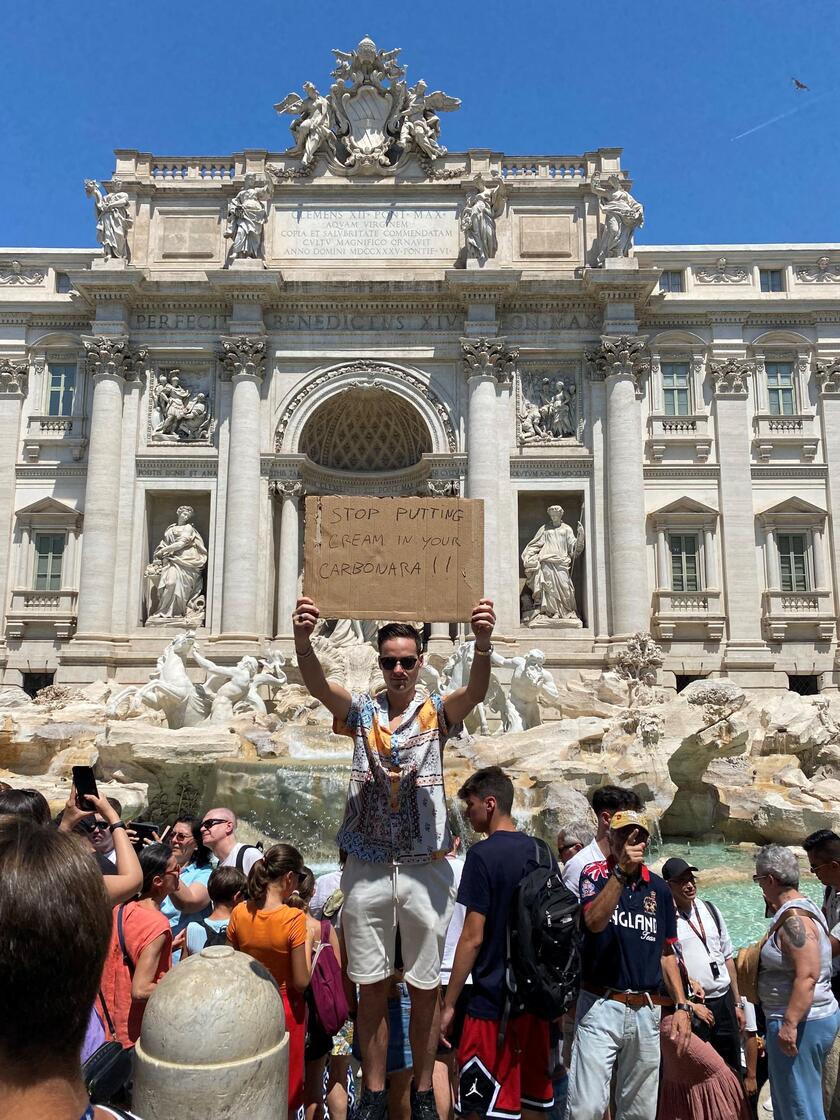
457;830;548;1020
579;859;677;991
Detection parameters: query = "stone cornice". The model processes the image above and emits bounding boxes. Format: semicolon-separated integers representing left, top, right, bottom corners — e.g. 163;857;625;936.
708;356;753;396
581;266;661;308
66;269;145;309
445;270;522;305
461;336;519;384
204;270;284;303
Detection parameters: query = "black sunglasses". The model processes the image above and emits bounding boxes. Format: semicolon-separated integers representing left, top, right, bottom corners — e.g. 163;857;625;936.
379;656;419;671
82;819;109;833
199;818;228;832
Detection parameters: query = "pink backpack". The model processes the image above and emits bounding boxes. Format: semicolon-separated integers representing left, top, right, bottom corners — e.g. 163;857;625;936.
310;920;350;1036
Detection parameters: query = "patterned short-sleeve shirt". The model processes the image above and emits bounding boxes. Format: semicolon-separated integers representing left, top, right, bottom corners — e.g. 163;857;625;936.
334;689;453;865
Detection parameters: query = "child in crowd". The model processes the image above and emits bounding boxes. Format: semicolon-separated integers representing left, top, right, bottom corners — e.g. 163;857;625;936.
182;866;246;956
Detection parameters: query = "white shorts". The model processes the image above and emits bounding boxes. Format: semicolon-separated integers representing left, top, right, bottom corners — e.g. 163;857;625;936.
340;855;456;990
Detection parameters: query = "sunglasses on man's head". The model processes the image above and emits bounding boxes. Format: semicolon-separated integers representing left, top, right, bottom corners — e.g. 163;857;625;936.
379;656;419;671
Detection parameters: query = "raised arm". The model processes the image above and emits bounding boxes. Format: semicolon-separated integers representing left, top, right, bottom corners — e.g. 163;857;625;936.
59;787;143;905
191;648;234;679
442;599;496;727
292;597;352;721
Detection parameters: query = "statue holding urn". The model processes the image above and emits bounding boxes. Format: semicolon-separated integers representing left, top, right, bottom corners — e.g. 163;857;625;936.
521;504;585;626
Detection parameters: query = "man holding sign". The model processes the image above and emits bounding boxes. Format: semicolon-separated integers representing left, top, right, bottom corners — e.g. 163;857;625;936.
293;595;496;1120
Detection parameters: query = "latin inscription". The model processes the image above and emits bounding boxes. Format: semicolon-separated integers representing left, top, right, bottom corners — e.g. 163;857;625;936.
274;205;459;259
132;313;228;331
269;311;462;332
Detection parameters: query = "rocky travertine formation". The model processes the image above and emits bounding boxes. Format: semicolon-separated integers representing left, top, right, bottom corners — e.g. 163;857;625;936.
2;676;840;844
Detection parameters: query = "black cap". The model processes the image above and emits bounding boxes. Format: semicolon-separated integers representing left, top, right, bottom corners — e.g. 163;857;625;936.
662;857;699;882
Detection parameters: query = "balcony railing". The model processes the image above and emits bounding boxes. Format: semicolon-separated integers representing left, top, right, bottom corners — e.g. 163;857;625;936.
653;588;725;641
23;414;86;462
753;413;819;463
762;588;835;641
647;413;712;463
6;588;78;640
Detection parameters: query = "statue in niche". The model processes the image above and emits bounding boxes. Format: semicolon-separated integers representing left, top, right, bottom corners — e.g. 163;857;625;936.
145;506;208;627
519;375;577;443
493;648;563;731
151;370;212;442
461;174;506;265
275;83;337;167
591;175;644;265
521;505;585;625
398;80;461;160
224;174;273;263
84;179;132;262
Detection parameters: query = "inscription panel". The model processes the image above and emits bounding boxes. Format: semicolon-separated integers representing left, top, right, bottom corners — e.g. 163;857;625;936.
273;204;459;260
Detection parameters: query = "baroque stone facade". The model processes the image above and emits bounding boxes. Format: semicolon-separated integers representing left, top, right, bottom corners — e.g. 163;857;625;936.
2;38;840;691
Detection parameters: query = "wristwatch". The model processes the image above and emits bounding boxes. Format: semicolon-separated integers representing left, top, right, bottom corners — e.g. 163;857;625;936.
675;1003;691;1014
109;820;127;833
612;865;627;883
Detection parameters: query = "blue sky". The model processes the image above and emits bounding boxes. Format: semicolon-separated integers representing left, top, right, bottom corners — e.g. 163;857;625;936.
2;0;839;248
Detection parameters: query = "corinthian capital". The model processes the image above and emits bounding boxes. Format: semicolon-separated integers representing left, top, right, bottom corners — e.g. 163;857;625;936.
461;336;518;385
270;479;304;500
815;357;840;395
82;335;147;380
219;334;267;380
0;357;28;396
709;357;753;396
585;335;650;394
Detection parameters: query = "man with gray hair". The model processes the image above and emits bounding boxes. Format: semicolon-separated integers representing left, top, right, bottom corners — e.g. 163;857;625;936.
198;808;262;875
557;820;596;866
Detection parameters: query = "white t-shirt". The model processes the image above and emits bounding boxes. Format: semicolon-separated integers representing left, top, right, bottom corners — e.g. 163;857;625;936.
311;869;343;919
675;898;733;1000
561;837;606;899
441;856;466;984
220;842;262;876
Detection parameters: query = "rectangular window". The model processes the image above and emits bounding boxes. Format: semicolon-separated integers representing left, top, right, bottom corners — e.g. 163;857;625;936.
34;533;65;591
777;533;809;592
47;363;76;416
669;533;700;592
661;362;692;416
760;268;785;293
766;361;795;415
659;270;684;293
55;273;72;294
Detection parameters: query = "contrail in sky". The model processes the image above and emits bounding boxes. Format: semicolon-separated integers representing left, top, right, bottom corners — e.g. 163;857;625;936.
731;87;839;141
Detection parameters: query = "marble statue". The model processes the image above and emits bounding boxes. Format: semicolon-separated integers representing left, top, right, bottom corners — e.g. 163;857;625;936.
591;175;644;265
522;505;585;624
275;83;336;168
440;639;512;735
461;174;506;265
493;648;562;731
397;80;461;160
84;179;132;261
107;632;209;728
144;506;208;626
224;175;273;263
519;375;577;442
331;39;404;88
188;649;261;724
151;371;212;442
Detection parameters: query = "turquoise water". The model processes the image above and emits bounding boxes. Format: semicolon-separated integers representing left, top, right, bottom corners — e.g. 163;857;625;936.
654;840;824;948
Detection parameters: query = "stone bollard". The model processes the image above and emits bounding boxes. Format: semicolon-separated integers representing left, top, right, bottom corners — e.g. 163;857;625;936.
133;945;288;1120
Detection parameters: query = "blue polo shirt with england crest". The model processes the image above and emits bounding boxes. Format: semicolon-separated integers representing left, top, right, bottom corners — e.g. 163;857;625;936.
579;857;677;992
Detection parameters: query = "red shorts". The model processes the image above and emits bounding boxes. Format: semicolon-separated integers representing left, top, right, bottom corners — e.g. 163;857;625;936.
456;1013;553;1119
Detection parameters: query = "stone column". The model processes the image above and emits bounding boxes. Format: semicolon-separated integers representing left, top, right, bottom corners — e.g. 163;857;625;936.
703;526;717;587
219;336;266;640
587;336;650;637
0;360;28;645
816;360;840;638
812;521;826;590
462;337;518;617
273;480;303;637
75;337;146;639
656;527;669;588
709;357;768;672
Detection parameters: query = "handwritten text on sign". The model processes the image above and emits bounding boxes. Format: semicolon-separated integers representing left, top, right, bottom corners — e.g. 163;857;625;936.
303;496;484;622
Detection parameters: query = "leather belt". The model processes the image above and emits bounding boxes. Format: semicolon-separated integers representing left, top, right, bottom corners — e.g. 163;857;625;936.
582;983;670;1008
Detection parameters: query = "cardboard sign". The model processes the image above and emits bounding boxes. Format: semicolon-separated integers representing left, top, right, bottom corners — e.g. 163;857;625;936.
303;495;484;622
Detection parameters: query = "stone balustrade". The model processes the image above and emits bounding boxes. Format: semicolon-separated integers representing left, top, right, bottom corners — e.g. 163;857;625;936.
762;588;835;642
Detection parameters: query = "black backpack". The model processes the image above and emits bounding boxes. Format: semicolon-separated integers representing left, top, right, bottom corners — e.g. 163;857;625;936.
504;838;581;1028
198;918;228;948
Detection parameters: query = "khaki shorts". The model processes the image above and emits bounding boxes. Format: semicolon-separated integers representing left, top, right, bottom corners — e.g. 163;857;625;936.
341;855;456;990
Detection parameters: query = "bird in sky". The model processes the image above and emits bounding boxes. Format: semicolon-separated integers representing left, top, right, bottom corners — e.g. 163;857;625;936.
792;78;810;91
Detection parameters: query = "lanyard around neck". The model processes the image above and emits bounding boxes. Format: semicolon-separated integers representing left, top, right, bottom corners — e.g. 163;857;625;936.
682;902;709;951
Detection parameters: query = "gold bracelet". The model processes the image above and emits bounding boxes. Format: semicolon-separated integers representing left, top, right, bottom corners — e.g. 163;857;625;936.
474;644;493;657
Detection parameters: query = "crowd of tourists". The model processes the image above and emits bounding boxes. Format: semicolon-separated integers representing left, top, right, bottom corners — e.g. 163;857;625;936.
2;598;840;1120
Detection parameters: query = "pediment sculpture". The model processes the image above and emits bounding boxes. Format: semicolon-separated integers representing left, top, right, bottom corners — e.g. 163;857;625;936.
273;37;460;176
150;369;214;443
